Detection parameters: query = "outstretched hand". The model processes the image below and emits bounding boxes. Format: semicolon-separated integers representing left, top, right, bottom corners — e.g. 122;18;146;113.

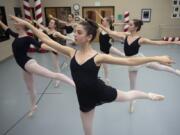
157;55;175;66
95;11;103;20
98;23;102;27
48;14;56;20
48;14;53;19
33;20;38;24
77;15;85;22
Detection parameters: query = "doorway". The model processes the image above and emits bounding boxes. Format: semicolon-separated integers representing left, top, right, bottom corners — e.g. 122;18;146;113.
82;6;114;42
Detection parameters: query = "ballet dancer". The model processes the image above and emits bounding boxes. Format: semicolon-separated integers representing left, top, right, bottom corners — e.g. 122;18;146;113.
34;19;74;87
98;19;180;112
98;15;126;83
49;14;77;68
49;14;76;46
0;20;75;117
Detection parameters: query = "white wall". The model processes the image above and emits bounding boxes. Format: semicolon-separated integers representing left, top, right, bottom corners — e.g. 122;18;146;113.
42;0;180;38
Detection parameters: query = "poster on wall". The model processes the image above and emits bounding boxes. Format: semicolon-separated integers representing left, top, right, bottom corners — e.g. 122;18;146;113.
172;0;180;19
141;9;151;22
0;6;9;42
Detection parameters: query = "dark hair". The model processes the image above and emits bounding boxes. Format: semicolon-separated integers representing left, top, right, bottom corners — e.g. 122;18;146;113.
106;16;114;30
79;18;98;42
101;17;112;25
50;19;58;27
69;13;74;18
133;19;143;31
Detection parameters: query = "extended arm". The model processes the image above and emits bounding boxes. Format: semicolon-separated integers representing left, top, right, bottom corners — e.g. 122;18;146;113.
139;38;173;46
28;37;57;53
77;15;86;22
0;20;8;30
0;21;18;38
95;53;173;67
95;11;104;20
112;22;125;26
53;31;74;42
33;20;49;33
49;14;67;25
98;23;129;40
41;43;58;53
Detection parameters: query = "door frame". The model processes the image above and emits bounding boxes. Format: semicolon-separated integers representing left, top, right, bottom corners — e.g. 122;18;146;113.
82;6;115;18
44;7;71;25
82;6;115;42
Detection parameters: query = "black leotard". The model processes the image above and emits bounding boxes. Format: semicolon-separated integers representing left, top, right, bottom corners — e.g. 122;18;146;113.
43;31;59;54
5;28;42;70
43;31;57;41
99;32;112;54
70;51;117;112
124;36;141;56
110;25;114;31
64;25;73;34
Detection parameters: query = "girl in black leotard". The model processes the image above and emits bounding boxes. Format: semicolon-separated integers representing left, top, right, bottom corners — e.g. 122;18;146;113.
49;14;77;68
35;19;61;87
13;16;174;135
99;19;180;112
34;19;74;87
0;20;75;117
49;14;76;46
99;16;125;83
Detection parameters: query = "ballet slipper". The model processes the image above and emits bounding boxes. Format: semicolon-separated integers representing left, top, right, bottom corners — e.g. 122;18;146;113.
54;80;61;88
148;93;165;101
128;100;136;113
175;69;180;76
27;111;33;117
27;105;38;117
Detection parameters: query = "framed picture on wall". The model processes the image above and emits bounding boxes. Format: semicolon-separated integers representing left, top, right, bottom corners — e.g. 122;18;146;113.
44;7;71;26
0;6;9;42
141;8;151;22
173;0;178;5
172;0;180;18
